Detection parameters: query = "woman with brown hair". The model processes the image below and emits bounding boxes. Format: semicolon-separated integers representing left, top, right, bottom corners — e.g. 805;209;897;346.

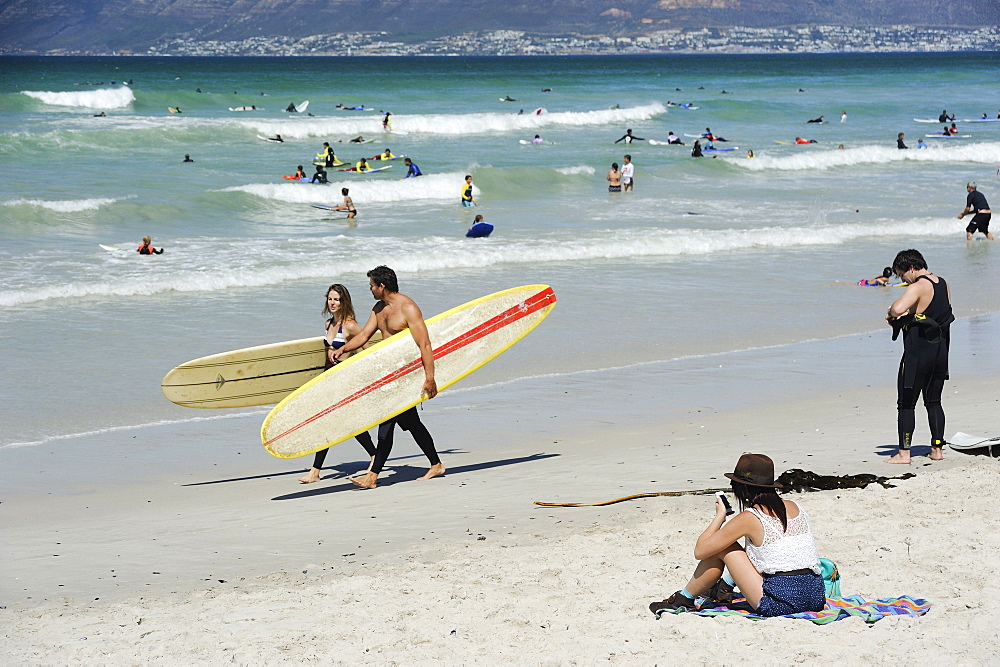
297;283;376;483
651;454;826;617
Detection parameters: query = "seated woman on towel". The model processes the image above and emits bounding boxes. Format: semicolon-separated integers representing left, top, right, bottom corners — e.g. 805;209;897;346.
651;453;826;617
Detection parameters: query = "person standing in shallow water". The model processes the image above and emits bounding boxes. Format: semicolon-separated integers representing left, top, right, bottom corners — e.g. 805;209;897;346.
958;181;993;241
298;284;376;484
333;265;445;489
884;249;953;464
607;162;621;192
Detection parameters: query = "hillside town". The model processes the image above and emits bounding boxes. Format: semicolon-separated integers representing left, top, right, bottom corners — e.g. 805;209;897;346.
137;25;1000;57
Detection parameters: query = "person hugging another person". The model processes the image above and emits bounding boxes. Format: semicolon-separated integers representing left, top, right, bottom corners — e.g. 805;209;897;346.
650;453;826;618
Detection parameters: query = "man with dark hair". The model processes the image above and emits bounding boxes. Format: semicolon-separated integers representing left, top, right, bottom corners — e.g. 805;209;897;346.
884;249;954;464
333;265;444;488
958;181;993;240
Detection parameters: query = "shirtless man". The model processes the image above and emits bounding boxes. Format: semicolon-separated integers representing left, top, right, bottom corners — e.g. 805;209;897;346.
333;266;445;488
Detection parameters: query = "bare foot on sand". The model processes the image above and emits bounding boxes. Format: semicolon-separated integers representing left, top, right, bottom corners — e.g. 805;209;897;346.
298;468;322;483
929;447;945;461
418;463;446;480
885;452;911;464
350;472;378;489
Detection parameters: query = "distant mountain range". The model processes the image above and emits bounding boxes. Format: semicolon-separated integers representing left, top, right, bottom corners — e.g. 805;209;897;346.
2;0;998;54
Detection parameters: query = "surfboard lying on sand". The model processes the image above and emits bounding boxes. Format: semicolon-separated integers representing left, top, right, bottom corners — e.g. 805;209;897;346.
261;284;557;458
161;332;384;409
949;432;1000;452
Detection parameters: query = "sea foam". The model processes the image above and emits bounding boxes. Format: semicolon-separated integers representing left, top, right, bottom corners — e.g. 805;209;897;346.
3;197;125;212
223;172;475;204
736;142;1000;171
22;87;136;110
0;216;958;309
245;103;666;139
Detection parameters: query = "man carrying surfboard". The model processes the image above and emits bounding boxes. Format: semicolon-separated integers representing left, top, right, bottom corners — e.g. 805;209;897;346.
333;266;445;488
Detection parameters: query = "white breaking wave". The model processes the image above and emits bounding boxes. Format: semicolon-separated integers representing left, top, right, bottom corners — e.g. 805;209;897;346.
245;103;666;139
556;165;596;176
223;172;474;204
736;142;1000;171
22;87;136;109
0;216;958;308
0;409;266;449
3;196;126;212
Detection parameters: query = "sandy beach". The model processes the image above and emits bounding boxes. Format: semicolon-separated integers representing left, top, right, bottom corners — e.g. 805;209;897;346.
3;366;999;663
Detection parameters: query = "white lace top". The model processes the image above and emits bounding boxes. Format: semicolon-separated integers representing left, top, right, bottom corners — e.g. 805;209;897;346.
744;501;821;575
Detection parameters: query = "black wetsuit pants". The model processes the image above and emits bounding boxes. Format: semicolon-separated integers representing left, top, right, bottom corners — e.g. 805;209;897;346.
311;432;376;469
896;360;946;450
371;406;440;474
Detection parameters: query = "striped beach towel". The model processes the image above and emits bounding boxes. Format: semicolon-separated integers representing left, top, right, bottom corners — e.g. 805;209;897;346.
656;595;931;624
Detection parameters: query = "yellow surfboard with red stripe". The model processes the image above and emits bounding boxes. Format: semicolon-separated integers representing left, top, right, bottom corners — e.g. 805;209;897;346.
261;284;557;459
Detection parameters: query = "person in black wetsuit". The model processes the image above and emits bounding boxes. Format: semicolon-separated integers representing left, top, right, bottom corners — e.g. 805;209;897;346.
884;249;954;464
613;129;645;144
332;265;444;489
896;133;908;149
137;236;164;254
958;181;994;240
298;284;377;484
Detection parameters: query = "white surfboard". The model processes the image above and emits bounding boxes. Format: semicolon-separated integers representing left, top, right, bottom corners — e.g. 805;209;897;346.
925;134;971;139
261;284;557;458
949;432;1000;452
99;244;125;253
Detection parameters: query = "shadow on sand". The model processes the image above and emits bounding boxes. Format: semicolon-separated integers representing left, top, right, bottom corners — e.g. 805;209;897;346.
271;452;560;501
181;448;466;487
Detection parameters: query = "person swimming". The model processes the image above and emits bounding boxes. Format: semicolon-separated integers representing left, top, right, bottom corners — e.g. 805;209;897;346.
857;266;893;286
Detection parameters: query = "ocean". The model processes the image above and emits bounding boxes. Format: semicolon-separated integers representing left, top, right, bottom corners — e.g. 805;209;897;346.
1;53;998;481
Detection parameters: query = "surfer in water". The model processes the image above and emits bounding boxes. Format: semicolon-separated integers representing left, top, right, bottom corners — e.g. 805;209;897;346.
613;129;645;144
137;236;164;255
298;284;377;484
403;157;422;178
285;102;298;113
382;111;392;130
334;188;356;219
857;267;893;286
183;154;194;162
333;265;445;488
958;181;993;241
311;165;328;184
461;175;476;207
897;133;909;149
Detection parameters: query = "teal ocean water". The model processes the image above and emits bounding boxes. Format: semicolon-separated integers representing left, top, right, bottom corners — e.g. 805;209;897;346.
1;53;999;460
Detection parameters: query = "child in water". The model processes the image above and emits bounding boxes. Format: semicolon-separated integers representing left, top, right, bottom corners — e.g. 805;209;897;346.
857;267;893;286
137;236;164;255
